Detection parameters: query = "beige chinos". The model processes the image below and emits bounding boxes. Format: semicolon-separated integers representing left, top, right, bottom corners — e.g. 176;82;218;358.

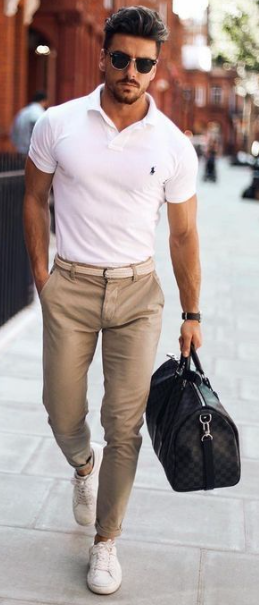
40;259;164;538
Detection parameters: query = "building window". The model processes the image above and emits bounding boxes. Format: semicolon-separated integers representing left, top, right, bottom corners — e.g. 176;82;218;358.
159;2;168;25
195;86;206;107
211;86;223;105
103;0;114;9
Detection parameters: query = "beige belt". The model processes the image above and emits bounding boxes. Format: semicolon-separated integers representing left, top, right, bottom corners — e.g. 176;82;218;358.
55;255;155;279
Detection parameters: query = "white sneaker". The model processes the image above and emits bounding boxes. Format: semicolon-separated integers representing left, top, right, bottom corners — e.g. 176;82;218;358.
72;443;103;526
87;540;122;595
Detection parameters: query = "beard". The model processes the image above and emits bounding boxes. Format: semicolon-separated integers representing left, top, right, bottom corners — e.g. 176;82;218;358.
107;77;146;105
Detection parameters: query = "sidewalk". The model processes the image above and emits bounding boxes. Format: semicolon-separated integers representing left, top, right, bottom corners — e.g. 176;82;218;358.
0;158;259;605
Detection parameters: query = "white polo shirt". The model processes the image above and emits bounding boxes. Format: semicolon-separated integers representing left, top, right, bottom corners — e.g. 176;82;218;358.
29;84;198;266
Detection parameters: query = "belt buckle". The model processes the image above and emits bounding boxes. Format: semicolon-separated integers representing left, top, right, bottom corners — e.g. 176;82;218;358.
103;267;120;280
103;267;113;280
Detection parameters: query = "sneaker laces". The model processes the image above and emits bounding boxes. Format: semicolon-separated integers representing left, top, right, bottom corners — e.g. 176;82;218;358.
92;542;116;573
72;474;95;506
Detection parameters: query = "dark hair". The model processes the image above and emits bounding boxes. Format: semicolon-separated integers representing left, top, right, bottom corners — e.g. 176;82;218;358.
31;91;48;103
103;5;169;55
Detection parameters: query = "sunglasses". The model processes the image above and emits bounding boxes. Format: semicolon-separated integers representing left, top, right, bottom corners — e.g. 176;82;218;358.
105;51;158;74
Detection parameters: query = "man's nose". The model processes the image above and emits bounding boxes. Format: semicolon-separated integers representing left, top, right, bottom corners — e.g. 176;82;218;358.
125;58;138;77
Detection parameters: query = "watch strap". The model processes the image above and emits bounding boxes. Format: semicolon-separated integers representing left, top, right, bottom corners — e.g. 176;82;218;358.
182;312;201;323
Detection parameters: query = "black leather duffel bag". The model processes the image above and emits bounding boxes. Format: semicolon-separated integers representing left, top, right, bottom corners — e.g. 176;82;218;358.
146;346;241;492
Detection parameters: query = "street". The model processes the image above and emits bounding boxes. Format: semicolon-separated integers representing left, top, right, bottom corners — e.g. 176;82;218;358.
0;157;259;604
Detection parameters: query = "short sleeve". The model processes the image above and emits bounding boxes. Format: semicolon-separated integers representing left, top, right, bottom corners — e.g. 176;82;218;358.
28;110;57;174
165;139;198;203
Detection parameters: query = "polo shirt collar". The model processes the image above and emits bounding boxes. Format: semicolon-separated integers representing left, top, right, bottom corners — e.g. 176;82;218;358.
86;84;158;127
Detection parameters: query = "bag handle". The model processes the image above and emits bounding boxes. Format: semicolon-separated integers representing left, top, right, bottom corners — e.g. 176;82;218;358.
179;343;205;375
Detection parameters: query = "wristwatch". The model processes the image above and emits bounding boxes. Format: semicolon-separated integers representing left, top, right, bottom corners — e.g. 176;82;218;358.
182;312;202;323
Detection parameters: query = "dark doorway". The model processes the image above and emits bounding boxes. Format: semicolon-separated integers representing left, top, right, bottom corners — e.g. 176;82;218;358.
28;28;57;105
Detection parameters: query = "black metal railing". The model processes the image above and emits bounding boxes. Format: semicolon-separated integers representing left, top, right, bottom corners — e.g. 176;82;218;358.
0;153;34;327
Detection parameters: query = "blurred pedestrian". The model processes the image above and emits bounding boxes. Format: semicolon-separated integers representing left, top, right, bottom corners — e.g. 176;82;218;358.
23;6;202;596
204;140;218;182
10;91;48;154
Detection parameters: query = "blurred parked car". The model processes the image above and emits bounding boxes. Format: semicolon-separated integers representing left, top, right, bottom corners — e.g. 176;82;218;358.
230;151;255;167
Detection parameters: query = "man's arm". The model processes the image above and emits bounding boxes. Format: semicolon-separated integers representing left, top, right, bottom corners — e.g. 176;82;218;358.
167;194;202;357
23;157;54;294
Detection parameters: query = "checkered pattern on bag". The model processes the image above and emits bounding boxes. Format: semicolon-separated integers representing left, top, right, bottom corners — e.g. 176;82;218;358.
166;411;240;491
146;357;241;492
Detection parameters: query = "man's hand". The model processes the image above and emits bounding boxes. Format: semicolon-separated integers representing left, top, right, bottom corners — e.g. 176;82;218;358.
35;272;50;296
179;320;202;357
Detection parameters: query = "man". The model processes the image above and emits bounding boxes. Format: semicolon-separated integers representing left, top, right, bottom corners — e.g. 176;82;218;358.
23;6;202;596
11;91;48;154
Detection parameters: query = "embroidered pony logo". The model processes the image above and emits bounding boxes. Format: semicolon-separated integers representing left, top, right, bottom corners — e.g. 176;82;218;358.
150;166;156;175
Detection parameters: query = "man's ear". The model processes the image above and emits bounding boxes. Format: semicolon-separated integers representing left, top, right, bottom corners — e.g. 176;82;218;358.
99;48;106;72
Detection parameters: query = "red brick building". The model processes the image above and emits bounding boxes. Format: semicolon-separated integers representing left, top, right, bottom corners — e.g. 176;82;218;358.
179;13;244;154
0;0;110;150
1;0;245;154
0;0;186;151
0;0;28;150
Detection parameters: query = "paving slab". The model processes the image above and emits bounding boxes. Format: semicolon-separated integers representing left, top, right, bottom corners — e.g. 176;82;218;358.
216;324;259;344
0;402;103;441
34;479;93;536
0;433;42;473
201;338;236;360
0;402;51;437
237;342;259;360
86;382;104;411
0;602;51;605
0;354;42;379
201;550;259;605
0;474;53;528
237;316;259;333
122;488;245;552
0;377;42;405
239;424;259;460
240;377;259;402
0;527;200;605
134;446;171;491
24;438;77;479
31;479;245;551
225;397;259;426
25;432;102;479
244;500;259;554
1;337;42;357
215;358;258;379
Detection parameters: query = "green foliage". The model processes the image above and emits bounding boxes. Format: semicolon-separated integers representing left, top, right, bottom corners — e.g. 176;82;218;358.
222;11;259;70
210;0;259;72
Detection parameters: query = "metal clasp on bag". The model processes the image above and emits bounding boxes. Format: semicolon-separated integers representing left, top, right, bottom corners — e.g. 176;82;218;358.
200;414;213;441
